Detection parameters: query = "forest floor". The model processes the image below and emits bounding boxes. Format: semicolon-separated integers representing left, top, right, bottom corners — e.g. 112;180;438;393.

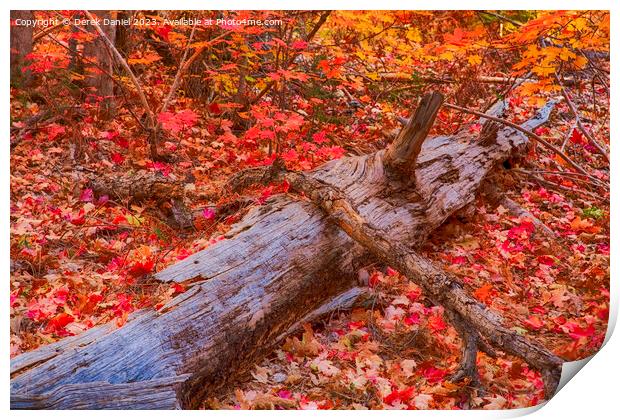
209;97;610;410
10;11;610;410
10;83;609;409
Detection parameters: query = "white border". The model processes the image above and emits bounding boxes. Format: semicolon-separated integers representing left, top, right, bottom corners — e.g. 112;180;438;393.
3;2;617;419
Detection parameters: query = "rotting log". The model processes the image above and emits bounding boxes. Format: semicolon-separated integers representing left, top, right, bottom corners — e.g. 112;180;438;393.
11;94;559;409
87;170;193;228
88;170;183;203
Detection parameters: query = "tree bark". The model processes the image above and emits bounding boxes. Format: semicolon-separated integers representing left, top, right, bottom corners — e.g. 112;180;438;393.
83;10;117;118
10;10;34;86
11;96;559;409
87;170;183;203
383;92;444;182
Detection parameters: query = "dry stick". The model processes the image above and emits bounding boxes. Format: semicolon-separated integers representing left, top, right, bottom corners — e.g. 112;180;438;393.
554;74;610;163
513;169;602;200
283;171;564;399
82;11;157;144
33;22;63;42
379;73;577;86
560;121;578;152
159;29;232;115
483;184;559;239
522;169;605;187
444;102;590;177
40;18;149;133
478;10;524;27
83;11;154;125
188;30;231;63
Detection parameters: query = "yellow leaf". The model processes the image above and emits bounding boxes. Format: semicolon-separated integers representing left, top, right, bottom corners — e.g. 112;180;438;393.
406;28;421;43
467;54;482;65
126;214;144;227
439;51;455;61
532;65;555;77
573;55;588;69
559;48;577;61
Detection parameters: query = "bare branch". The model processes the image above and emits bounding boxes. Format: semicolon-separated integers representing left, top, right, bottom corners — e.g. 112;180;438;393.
160;22;199;114
83;11;155;129
554;74;610;163
444;102;590;177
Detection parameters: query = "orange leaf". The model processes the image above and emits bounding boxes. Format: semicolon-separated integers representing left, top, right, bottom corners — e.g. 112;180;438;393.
473;283;494;304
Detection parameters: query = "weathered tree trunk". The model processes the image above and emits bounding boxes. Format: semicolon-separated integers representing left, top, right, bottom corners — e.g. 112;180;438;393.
10;10;34;86
83;10;117;118
86;170;193;228
11;95;559;409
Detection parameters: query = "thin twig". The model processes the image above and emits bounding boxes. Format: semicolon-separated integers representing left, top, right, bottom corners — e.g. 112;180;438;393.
478;11;524;27
251;11;331;105
522;169;606;187
560;121;578;152
513;169;602;200
554;73;609;162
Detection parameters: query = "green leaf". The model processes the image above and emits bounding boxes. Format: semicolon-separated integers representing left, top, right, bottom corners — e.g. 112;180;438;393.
583;206;604;219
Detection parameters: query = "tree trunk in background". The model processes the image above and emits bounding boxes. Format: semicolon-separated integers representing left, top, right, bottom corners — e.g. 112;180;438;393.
114;11;135;58
10;10;34;87
183;52;209;99
83;10;117;119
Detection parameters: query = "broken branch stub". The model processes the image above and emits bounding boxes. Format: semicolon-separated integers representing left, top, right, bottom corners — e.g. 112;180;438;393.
384;92;444;181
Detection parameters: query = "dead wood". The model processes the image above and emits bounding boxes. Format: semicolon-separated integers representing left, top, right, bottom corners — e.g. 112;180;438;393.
87;170;193;229
483;184;559;240
554;74;609;162
88;170;183;203
444;102;590;177
384;92;444;182
283;170;563;398
11;94;561;409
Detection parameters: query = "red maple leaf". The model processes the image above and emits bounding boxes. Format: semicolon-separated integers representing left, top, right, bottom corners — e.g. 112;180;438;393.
383;386;415;405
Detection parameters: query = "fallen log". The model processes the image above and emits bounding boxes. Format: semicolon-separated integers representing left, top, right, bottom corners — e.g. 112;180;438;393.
11;93;559;409
282;170;564;397
87;170;194;228
88;170;183;203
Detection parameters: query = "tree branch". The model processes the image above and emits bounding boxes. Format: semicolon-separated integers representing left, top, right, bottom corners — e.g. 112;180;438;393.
160;22;199;114
283;171;564;399
444;102;590;177
554;74;609;163
250;11;331;106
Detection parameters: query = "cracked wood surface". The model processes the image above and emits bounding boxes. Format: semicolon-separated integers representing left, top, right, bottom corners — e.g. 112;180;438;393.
11;99;556;409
